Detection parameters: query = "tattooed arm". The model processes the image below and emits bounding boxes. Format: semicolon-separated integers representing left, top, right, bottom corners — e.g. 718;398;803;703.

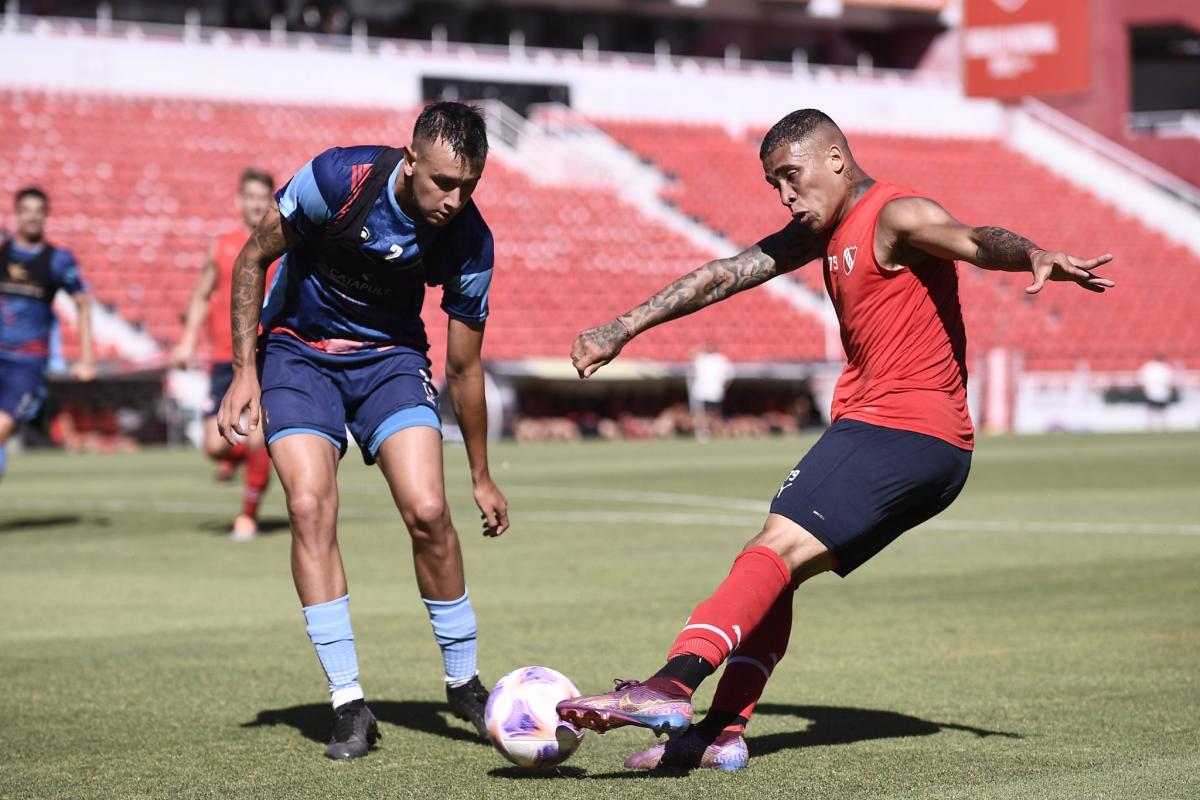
878;196;1114;296
217;204;297;443
570;219;823;378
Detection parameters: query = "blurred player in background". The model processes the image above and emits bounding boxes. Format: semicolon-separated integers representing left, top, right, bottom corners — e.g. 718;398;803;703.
0;187;96;482
171;168;277;540
559;109;1115;771
688;341;734;440
218;103;509;759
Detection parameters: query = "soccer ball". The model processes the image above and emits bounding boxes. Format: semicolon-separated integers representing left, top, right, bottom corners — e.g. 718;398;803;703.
484;666;585;769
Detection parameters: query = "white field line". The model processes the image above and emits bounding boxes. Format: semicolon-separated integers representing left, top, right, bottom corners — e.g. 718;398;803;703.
1;494;1198;537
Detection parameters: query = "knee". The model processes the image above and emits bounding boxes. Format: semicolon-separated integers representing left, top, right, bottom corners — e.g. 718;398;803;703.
746;517;834;581
287;488;336;534
404;496;451;540
202;439;227;460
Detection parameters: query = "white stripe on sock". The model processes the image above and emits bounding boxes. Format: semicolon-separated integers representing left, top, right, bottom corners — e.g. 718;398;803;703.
727;656;772;680
681;623;734;652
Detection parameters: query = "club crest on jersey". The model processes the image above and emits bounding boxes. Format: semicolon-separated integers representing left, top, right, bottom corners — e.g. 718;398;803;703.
842;246;857;276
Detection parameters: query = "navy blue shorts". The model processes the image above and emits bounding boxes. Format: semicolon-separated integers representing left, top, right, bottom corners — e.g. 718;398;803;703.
258;335;441;465
769;419;971;577
0;357;47;425
206;361;234;418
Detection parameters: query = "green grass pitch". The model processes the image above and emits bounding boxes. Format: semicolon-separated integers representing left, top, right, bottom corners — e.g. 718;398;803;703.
2;432;1198;799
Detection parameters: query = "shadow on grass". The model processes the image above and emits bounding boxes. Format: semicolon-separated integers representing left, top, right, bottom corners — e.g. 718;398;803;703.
243;700;490;746
0;514;89;533
551;704;1022;781
199;517;291;536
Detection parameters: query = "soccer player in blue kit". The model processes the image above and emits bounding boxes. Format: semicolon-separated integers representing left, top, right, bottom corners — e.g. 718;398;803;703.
217;103;509;759
1;187;96;481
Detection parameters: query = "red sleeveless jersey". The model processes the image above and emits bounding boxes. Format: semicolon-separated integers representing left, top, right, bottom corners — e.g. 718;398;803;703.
207;227;276;363
823;181;973;450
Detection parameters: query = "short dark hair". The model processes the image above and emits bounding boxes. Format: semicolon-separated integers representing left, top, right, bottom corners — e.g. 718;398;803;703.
413;102;488;167
15;186;48;211
758;109;841;161
239;167;275;192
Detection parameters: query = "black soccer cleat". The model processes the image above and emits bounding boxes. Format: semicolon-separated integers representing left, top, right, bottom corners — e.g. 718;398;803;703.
324;699;380;760
446;675;489;739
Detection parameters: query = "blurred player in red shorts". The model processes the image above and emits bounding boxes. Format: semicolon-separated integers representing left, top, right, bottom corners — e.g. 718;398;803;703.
171;168;277;540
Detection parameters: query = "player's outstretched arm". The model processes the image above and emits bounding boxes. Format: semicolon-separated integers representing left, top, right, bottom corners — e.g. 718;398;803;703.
879;196;1115;295
170;242;218;369
217;205;297;444
446;317;509;537
570;220;822;378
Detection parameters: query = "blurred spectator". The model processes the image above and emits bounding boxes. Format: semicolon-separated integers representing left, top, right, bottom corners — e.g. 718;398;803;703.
1138;354;1174;432
688;341;734;441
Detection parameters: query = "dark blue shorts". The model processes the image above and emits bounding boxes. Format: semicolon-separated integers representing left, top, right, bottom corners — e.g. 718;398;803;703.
769;419;971;577
258;335;440;465
0;357;47;425
206;361;234;418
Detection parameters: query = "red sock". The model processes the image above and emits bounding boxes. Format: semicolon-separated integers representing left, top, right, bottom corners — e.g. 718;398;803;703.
708;585;794;729
227;443;248;464
241;446;272;519
667;546;792;671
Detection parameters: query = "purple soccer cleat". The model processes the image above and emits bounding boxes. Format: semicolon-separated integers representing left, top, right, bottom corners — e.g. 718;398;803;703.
623;728;749;771
555;679;692;737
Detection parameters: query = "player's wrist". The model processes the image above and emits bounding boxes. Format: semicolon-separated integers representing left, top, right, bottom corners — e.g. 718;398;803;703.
1027;247;1045;263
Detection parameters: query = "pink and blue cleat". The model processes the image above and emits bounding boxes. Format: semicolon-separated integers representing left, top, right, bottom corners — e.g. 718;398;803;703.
623;728;750;771
555;678;693;737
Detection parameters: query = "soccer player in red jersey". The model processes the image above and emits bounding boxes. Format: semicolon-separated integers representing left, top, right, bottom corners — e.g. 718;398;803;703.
558;109;1114;771
171;168;277;540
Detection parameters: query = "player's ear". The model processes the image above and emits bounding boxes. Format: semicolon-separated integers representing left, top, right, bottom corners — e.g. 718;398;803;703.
402;148;416;178
828;144;845;175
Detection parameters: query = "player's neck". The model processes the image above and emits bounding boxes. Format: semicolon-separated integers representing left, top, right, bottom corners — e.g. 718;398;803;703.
833;172;876;228
14;232;43;249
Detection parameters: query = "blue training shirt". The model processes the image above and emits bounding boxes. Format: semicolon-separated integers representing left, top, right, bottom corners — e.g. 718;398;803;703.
265;145;494;355
0;241;86;363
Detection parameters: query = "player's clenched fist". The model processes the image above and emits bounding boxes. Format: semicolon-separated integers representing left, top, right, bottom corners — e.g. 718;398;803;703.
218;371;262;445
571;318;633;379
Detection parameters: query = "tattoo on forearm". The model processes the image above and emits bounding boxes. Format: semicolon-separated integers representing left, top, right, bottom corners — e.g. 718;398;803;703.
229;234;270;370
973;226;1039;269
618;248;779;336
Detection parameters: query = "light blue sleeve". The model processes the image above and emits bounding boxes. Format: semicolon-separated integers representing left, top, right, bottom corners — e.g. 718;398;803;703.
275;160;333;237
441;227;493;323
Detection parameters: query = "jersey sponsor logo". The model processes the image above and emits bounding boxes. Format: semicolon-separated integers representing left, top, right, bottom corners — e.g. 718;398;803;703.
842;246;857;275
326;266;394;297
1;261;47;299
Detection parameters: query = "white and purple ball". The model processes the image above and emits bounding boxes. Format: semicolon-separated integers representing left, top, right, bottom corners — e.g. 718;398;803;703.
485;666;585;769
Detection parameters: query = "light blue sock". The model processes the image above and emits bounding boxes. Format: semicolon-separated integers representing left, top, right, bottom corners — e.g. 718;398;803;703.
423;591;478;687
0;445;6;481
302;594;363;708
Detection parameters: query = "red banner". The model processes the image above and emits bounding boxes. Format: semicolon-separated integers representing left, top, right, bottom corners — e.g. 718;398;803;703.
962;0;1092;99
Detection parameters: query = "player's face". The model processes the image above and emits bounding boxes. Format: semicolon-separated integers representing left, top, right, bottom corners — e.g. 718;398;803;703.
762;140;847;232
237;180;272;230
404;138;483;227
14;196;47;242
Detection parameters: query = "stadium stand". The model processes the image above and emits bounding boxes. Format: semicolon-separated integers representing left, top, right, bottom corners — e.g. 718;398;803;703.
0;90;826;371
599;119;1198;370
